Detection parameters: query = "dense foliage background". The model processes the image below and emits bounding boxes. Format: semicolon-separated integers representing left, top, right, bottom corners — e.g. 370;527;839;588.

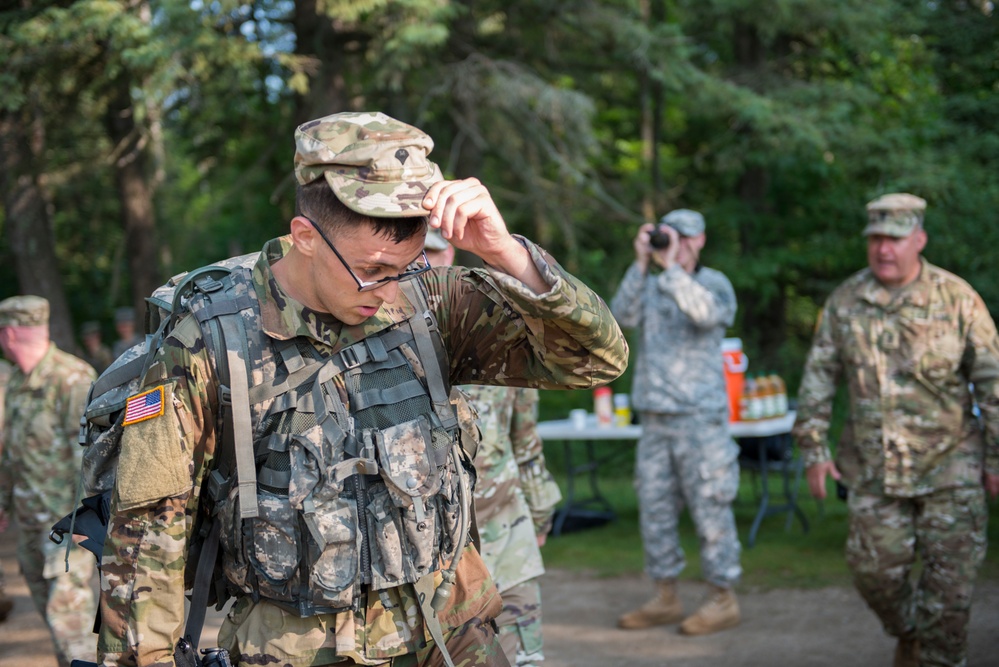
2;0;997;417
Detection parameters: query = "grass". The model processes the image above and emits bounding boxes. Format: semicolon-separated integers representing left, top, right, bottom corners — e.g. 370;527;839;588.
539;443;999;591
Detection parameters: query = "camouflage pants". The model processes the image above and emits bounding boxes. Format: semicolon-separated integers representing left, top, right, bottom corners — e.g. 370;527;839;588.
18;525;97;667
495;579;543;667
387;614;510;667
846;487;987;667
635;411;742;587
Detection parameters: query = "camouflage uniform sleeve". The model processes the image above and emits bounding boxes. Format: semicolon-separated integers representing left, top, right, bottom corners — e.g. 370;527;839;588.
609;263;647;329
792;301;841;467
658;265;736;329
962;291;999;476
510;388;561;534
98;321;217;667
431;236;628;389
0;420;10;517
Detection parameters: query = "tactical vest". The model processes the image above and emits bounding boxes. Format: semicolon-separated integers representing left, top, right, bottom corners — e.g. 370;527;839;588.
188;265;473;617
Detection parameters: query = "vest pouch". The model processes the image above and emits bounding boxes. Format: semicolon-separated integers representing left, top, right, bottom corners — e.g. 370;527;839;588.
366;482;437;590
371;416;440;509
218;487;251;595
436;466;464;561
245;490;302;602
306;492;360;608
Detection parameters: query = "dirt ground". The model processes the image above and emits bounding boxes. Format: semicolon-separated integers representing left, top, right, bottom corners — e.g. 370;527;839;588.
3;529;998;667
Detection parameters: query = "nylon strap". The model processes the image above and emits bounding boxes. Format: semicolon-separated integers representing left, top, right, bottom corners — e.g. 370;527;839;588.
219;313;258;519
402;281;456;430
183;518;221;649
413;574;456;667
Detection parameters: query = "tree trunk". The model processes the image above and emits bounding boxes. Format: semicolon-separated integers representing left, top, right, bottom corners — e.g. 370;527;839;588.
0;106;76;351
105;75;159;327
293;0;350;124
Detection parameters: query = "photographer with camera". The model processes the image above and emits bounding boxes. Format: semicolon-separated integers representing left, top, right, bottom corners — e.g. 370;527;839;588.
610;209;742;636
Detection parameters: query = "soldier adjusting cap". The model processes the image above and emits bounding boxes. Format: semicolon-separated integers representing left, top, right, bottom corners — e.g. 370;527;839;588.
864;193;926;237
294;111;444;218
0;295;50;328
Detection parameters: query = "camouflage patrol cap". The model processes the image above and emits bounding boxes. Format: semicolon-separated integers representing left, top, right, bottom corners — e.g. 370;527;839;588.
863;193;926;237
294;111;444;218
0;295;49;328
423;228;450;251
114;307;135;324
80;320;101;336
660;209;706;237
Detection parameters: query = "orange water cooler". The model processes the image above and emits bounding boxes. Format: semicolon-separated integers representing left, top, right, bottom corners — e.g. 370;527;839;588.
722;338;748;422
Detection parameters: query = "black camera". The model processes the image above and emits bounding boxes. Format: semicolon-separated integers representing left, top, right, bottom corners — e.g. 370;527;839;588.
649;228;671;249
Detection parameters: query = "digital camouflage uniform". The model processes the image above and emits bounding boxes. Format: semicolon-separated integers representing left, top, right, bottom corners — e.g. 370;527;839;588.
0;298;97;667
459;386;561;667
610;259;742;589
97;234;627;667
793;259;999;667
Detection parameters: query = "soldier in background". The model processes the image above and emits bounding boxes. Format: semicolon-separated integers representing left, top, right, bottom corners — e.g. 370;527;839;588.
79;321;114;374
426;230;562;666
110;307;142;358
793;193;999;667
0;357;13;623
0;296;97;666
610;209;742;636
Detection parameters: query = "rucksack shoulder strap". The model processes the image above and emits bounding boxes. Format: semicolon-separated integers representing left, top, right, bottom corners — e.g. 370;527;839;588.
190;266;259;521
401;279;456;431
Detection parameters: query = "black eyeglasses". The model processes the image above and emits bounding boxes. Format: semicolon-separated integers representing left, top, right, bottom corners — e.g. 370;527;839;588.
306;217;431;292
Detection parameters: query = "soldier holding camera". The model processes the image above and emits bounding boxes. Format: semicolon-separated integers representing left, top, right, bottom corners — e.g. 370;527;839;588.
610;209;742;636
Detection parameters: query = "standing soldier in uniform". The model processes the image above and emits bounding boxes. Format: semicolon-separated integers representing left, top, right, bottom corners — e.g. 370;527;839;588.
0;296;97;665
96;112;628;667
425;230;562;666
110;307;142;358
0;357;13;623
610;209;742;636
79;321;114;374
793;193;999;667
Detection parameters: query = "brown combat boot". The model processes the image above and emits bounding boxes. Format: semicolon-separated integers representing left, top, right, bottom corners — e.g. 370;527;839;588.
679;585;741;635
0;593;12;623
617;580;684;629
893;635;919;667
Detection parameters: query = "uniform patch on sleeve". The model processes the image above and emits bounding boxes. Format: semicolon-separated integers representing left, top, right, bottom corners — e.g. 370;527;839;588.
123;386;166;426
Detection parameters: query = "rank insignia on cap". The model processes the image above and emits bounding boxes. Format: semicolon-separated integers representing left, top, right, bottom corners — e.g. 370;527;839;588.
123;386;166;426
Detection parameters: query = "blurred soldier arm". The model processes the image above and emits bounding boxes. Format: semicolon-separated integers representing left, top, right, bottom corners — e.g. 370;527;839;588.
98;320;216;667
792;303;843;500
962;291;999;499
657;265;736;329
609;224;658;328
509;388;561;544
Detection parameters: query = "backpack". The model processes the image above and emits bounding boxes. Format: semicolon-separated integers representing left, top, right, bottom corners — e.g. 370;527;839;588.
50;251;468;656
51;251;263;648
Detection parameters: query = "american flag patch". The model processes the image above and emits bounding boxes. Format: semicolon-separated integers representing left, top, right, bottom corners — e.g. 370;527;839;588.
122;386;166;426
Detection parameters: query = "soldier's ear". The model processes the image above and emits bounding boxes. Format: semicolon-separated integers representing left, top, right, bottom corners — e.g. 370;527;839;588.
289;216;319;259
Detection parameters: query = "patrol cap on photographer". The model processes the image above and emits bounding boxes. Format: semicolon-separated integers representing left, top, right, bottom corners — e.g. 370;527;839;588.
293;111;444;218
863;193;926;238
660;209;706;236
0;295;49;328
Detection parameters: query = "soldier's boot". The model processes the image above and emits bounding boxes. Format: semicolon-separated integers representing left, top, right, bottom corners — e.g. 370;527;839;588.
893;635;919;667
617;580;683;629
0;592;12;623
678;585;741;636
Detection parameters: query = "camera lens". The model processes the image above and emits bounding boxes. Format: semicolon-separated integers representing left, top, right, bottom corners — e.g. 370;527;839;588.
649;229;671;249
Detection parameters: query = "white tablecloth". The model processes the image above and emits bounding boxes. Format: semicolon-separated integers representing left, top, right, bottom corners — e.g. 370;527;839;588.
537;411;796;441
